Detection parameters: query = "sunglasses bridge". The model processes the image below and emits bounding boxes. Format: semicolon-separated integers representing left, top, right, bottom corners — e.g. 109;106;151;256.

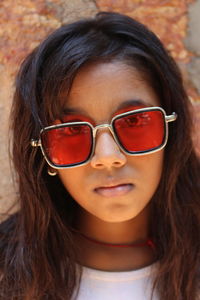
91;123;116;139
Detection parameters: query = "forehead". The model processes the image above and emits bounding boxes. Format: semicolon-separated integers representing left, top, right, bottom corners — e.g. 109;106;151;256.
64;61;160;122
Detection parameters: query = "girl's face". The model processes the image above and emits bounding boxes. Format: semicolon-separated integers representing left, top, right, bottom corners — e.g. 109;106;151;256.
57;61;164;223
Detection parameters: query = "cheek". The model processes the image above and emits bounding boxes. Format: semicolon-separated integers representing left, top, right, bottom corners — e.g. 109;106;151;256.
57;168;86;198
137;150;164;190
127;150;164;192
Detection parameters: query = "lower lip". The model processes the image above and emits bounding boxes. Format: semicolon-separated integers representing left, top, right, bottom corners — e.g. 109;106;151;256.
94;184;133;197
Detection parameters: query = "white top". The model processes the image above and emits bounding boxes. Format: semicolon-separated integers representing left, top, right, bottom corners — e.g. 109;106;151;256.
73;263;159;300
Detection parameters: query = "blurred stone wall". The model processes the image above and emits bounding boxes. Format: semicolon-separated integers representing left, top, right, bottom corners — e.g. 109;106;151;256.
0;0;199;216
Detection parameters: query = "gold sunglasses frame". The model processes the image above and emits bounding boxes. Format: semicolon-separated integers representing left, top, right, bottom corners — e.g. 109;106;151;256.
31;106;177;169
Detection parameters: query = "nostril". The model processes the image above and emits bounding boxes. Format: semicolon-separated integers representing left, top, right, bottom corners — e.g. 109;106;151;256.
90;153;127;169
95;163;104;167
113;161;122;165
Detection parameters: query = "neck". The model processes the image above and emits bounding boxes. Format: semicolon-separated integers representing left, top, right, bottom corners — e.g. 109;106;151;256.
72;204;157;271
73;231;157;272
78;231;155;249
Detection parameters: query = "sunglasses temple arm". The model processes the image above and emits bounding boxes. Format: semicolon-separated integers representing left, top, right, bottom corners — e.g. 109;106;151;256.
165;112;177;123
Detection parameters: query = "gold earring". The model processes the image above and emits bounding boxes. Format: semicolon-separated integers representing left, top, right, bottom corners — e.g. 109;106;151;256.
48;168;57;176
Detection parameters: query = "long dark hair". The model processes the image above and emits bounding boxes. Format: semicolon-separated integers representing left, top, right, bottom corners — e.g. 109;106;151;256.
0;12;199;300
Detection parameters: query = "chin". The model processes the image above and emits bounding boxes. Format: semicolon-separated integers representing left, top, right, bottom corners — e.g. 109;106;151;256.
95;211;140;223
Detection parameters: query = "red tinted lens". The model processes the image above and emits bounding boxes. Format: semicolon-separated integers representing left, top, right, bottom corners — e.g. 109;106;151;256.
41;124;92;166
113;110;165;152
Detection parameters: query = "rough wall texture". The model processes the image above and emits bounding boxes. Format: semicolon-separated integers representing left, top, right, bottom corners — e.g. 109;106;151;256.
0;0;199;215
185;0;200;95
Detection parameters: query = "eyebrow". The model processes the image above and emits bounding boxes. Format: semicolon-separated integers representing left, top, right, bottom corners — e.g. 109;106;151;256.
63;99;153;116
115;99;154;112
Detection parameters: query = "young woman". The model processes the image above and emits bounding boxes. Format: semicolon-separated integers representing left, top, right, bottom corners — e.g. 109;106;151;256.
0;11;199;300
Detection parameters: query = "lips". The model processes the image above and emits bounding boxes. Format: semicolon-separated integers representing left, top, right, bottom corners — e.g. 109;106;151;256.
94;183;134;197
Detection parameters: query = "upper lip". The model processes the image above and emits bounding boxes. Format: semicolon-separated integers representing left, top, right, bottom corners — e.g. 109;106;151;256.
94;180;133;190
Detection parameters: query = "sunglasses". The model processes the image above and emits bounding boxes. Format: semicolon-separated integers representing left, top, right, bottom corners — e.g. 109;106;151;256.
31;107;177;169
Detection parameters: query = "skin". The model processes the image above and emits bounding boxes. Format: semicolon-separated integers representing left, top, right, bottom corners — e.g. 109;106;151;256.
54;61;164;271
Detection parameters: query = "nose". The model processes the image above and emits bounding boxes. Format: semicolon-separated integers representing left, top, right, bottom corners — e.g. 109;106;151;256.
90;129;127;170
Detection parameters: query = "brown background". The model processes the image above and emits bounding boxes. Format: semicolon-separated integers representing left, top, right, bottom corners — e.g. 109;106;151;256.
0;0;199;216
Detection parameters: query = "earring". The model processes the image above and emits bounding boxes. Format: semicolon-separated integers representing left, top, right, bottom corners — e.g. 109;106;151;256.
48;168;57;176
